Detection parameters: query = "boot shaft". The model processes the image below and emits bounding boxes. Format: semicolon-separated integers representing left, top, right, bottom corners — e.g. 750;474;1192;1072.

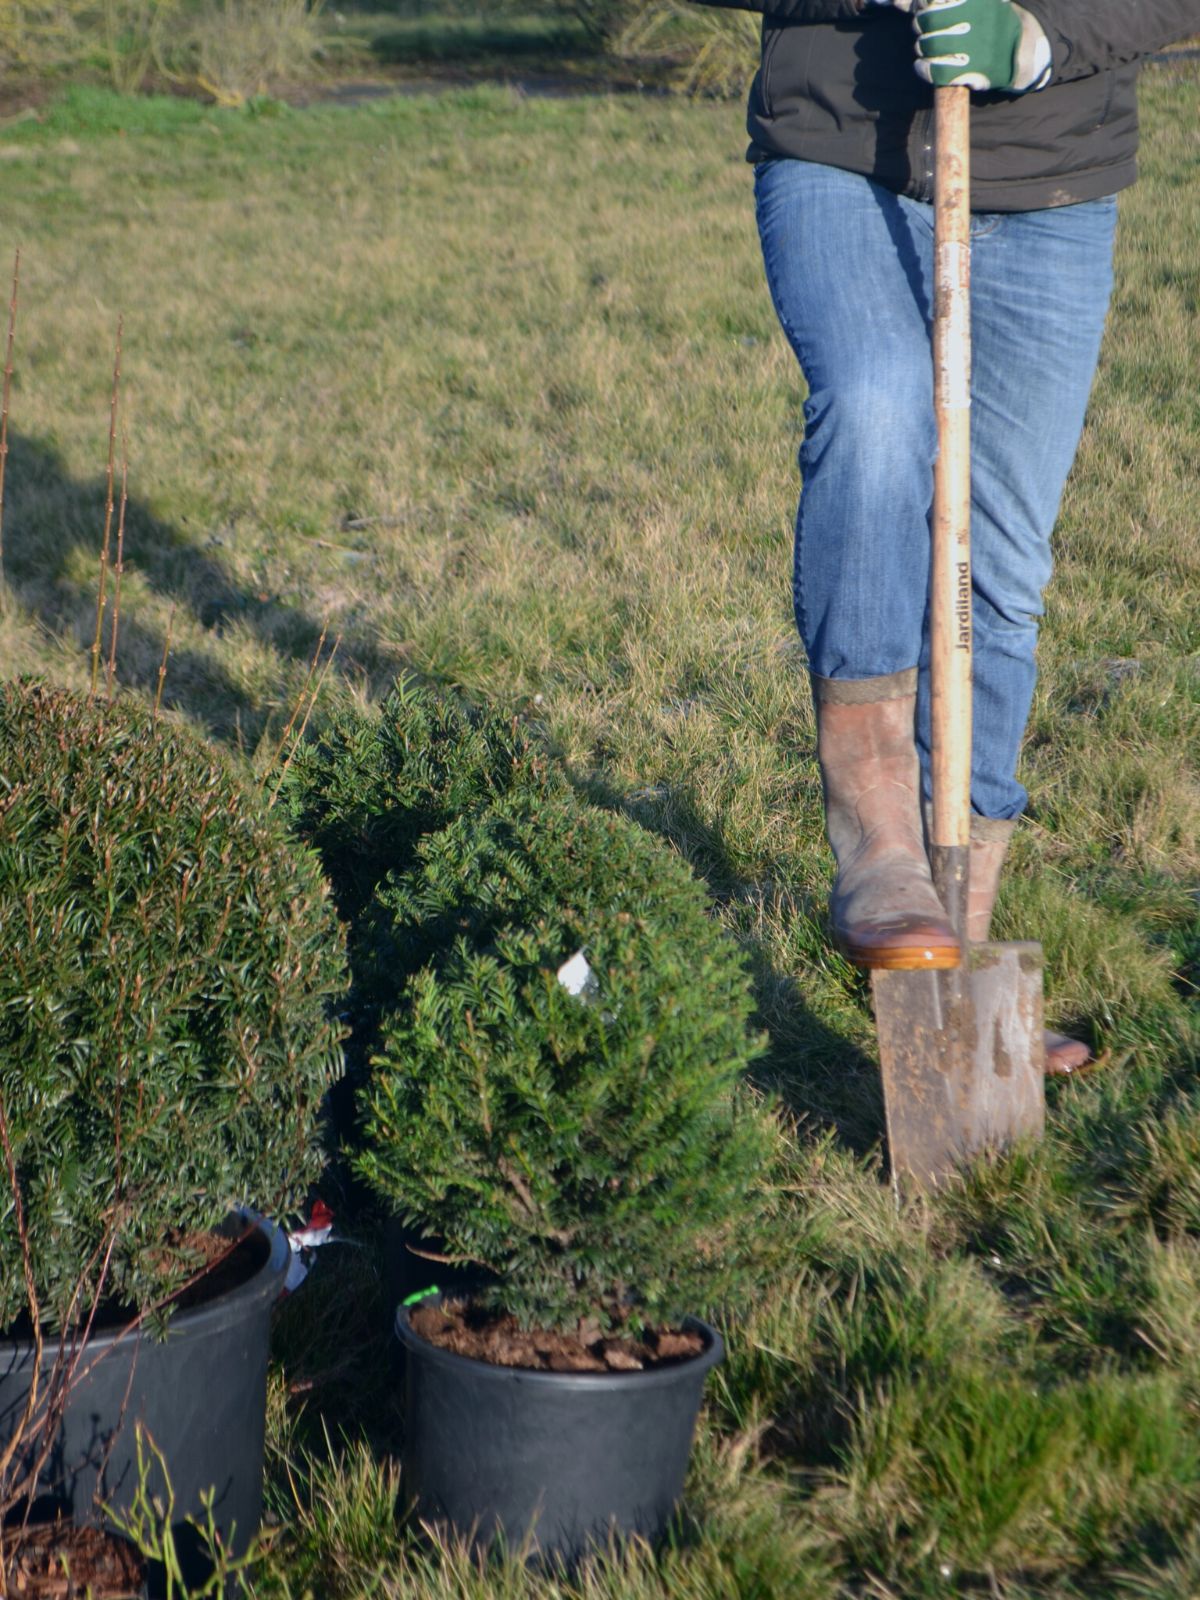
811;671;960;971
965;815;1018;942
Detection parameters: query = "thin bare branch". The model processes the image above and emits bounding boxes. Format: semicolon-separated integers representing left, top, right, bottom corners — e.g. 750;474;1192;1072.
7;1223;120;1526
261;620;328;787
0;1093;42;1498
90;315;123;696
105;425;129;701
268;633;341;809
153;602;175;726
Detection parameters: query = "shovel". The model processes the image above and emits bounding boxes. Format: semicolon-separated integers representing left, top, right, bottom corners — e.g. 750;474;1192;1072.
870;85;1044;1191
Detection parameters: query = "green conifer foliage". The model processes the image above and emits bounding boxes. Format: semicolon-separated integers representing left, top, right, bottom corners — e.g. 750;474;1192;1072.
356;794;777;1333
280;676;563;1033
0;682;347;1332
281;676;561;928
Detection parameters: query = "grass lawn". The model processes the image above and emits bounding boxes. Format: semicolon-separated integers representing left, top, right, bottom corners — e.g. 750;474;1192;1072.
0;59;1198;1597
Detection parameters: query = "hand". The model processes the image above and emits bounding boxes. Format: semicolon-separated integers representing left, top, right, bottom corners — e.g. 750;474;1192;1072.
912;0;1022;90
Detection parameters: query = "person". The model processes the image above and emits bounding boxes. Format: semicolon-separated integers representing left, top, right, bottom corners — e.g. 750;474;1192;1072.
697;0;1200;1072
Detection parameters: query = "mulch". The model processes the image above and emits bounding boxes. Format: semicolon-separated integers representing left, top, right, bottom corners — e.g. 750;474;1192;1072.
409;1298;704;1374
1;1523;144;1599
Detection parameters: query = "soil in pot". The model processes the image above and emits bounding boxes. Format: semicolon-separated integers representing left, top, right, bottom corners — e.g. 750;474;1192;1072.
1;1521;145;1598
409;1299;705;1373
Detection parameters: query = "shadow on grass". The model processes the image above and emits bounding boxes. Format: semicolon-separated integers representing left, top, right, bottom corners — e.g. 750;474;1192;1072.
2;445;882;1147
1;430;398;744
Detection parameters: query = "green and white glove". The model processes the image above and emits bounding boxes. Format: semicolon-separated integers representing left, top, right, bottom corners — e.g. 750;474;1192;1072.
911;0;1051;92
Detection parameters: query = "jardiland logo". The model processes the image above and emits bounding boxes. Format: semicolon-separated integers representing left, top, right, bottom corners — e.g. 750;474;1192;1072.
956;560;971;649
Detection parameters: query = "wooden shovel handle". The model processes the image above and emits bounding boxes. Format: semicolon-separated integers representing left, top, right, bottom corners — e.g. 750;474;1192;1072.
929;84;972;928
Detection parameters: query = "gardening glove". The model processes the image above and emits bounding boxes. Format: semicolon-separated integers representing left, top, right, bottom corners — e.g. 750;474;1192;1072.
912;0;1052;92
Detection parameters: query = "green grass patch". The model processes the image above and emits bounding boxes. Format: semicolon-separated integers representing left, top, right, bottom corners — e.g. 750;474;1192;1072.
0;83;210;139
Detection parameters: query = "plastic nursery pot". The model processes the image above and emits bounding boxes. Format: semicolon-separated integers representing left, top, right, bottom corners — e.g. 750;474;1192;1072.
0;1211;288;1593
394;1298;724;1565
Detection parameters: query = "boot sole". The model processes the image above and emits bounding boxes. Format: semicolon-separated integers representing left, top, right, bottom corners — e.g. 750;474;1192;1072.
839;939;962;972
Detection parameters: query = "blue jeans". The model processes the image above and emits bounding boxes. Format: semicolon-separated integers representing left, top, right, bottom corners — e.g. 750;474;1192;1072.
754;158;1117;819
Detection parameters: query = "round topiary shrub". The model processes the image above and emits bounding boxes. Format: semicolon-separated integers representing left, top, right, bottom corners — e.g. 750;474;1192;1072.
0;681;347;1333
356;792;777;1334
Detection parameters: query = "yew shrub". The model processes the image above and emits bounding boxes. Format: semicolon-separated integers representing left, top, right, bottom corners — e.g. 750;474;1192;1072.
0;681;346;1331
356;792;776;1333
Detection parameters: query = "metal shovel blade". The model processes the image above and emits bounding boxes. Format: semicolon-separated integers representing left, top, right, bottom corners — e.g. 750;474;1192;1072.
871;941;1045;1190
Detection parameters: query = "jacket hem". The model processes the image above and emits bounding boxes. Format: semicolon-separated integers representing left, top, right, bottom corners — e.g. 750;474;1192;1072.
746;137;1136;211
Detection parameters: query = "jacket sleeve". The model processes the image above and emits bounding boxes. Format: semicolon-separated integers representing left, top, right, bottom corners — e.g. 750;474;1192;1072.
1019;0;1200;81
688;0;863;19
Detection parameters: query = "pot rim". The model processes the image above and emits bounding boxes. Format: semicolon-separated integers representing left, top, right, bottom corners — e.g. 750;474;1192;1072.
2;1207;289;1359
394;1295;725;1391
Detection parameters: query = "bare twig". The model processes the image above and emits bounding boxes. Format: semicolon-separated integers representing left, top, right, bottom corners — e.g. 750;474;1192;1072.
90;315;123;696
404;1242;464;1265
0;1122;128;1564
3;1217;249;1557
65;1225;252;1401
314;537;374;555
0;249;19;601
261;621;327;786
105;425;129;701
153;602;175;726
268;633;341;809
0;1094;43;1502
5;1224;122;1537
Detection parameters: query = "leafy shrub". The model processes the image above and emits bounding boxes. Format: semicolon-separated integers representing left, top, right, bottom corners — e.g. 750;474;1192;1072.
356;792;776;1332
0;681;347;1331
0;0;173;86
0;0;89;71
617;0;760;98
281;676;562;1024
101;0;175;94
554;0;642;51
183;0;326;105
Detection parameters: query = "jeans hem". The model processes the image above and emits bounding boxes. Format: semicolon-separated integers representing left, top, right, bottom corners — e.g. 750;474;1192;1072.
810;668;918;705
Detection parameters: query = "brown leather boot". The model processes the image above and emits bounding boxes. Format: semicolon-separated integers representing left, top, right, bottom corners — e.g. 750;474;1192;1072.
813;670;961;971
965;815;1096;1076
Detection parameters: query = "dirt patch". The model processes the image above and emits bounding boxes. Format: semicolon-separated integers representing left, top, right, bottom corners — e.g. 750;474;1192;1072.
0;82;54;124
409;1299;704;1374
2;1522;144;1598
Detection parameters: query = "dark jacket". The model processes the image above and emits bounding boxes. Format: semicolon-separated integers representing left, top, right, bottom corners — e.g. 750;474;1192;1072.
695;0;1200;209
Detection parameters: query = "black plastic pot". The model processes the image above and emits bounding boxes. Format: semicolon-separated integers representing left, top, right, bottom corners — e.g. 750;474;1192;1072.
394;1300;724;1564
0;1211;288;1587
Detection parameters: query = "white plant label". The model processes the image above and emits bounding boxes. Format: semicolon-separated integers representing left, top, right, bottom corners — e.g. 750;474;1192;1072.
556;949;600;1002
